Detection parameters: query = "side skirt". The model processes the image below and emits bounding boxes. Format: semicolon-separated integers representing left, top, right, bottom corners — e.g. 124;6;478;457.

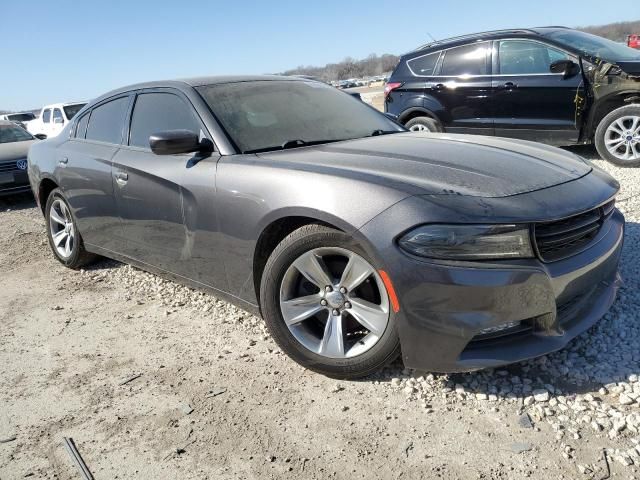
84;243;262;317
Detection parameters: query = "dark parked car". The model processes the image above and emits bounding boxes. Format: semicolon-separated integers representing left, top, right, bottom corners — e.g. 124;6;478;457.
0;121;37;195
385;27;640;166
28;76;623;378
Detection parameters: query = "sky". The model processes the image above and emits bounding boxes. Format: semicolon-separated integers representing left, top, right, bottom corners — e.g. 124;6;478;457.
2;0;638;110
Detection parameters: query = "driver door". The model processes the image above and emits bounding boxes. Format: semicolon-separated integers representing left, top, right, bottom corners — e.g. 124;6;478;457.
491;39;585;145
111;89;226;289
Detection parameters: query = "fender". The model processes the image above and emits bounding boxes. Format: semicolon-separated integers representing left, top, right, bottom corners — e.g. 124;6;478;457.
583;90;640;140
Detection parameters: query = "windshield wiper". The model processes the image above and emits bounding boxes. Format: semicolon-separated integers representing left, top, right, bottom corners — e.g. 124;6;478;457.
370;129;401;137
244;138;342;154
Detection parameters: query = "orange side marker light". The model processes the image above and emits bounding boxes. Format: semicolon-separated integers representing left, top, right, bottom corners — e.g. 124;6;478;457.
378;270;400;313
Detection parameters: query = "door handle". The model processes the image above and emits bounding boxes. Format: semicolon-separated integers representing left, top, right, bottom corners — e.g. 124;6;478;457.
501;81;517;90
114;171;128;184
432;83;445;91
58;157;68;165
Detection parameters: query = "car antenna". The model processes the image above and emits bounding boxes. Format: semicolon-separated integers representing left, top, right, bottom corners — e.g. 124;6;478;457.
426;32;437;42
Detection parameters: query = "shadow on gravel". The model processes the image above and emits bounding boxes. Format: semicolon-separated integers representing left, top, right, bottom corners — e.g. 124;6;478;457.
370;221;640;404
0;192;35;212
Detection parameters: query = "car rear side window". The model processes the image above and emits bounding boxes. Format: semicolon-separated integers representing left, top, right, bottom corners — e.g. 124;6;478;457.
407;52;440;76
85;96;129;144
53;109;63;123
440;42;489;76
128;93;201;148
75;112;90;139
43;109;51;123
499;40;571;75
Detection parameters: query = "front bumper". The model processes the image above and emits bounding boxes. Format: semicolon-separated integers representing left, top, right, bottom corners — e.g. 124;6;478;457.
363;208;624;373
0;170;31;196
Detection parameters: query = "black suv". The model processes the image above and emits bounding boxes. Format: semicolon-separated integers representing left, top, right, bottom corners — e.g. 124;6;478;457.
385;27;640;166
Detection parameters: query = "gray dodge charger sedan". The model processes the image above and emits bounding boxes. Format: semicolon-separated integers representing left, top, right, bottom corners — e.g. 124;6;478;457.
28;76;624;378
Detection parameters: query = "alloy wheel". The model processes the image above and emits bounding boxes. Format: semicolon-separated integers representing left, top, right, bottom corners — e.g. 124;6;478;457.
49;198;75;259
604;116;640;162
279;247;390;359
409;124;429;132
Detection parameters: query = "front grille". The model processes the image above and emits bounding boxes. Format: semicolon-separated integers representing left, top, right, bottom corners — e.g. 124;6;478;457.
0;159;25;173
534;200;615;262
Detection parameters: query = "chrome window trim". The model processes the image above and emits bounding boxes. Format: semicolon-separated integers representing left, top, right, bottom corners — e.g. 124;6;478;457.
405;37;578;80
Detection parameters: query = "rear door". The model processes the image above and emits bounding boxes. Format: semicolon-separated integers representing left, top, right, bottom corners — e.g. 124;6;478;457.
428;41;494;135
56;95;131;252
491;39;584;144
111;89;225;288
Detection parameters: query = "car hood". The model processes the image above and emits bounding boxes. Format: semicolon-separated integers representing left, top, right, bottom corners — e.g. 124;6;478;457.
257;133;592;198
0;140;36;162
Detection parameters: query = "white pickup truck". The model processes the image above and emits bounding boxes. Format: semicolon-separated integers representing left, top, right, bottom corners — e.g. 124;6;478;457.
27;102;86;138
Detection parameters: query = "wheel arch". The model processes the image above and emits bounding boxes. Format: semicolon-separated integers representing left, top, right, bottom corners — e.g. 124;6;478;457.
397;107;441;126
38;176;59;213
252;212;351;305
586;92;640;140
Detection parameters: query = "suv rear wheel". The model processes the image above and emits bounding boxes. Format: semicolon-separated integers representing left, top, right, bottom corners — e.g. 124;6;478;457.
595;105;640;167
405;116;443;133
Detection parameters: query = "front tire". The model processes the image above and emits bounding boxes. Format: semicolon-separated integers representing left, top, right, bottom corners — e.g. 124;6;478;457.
45;188;96;269
595;105;640;167
405;116;443;133
259;224;400;379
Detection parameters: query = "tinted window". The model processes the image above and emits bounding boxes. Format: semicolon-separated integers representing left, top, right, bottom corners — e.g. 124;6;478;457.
0;123;34;143
129;93;201;148
440;43;489;76
53;109;63;123
197;80;402;153
499;40;571;75
85;97;129;144
63;103;86;120
75;113;90;139
7;113;35;122
43;109;51;123
407;52;440;76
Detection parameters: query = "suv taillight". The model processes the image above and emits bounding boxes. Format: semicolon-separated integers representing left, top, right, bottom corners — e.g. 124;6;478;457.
384;82;403;98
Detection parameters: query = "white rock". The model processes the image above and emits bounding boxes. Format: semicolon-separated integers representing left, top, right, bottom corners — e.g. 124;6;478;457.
533;389;550;402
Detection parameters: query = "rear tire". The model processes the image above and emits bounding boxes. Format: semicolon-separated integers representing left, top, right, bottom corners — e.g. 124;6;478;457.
259;224;400;379
594;105;640;167
45;188;96;269
405;116;443;133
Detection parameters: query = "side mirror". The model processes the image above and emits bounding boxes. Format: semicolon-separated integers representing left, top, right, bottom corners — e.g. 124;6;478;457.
550;59;579;79
34;133;47;140
53;117;64;125
149;130;202;155
349;92;363;101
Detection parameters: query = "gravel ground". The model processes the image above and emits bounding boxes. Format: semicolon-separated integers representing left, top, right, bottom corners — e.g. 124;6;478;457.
0;145;639;479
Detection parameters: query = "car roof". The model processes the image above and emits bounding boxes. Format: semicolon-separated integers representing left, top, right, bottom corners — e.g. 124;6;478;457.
409;26;571;54
93;75;304;102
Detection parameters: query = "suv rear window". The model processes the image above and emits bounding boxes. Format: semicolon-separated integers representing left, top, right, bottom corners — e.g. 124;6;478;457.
85;96;129;144
440;42;489;76
407;52;440;76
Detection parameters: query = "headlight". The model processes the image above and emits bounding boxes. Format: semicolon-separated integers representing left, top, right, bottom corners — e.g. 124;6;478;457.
398;224;534;260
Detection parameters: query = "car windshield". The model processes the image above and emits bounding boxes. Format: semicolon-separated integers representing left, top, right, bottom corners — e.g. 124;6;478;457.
0;123;34;143
196;80;403;153
63;103;86;120
7;113;36;122
545;30;640;62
